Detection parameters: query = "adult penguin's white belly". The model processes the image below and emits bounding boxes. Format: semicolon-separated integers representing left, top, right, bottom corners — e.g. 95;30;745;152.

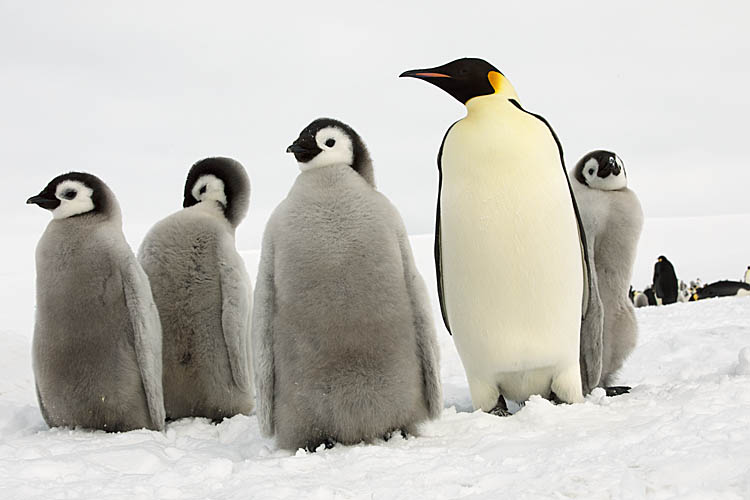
440;97;583;404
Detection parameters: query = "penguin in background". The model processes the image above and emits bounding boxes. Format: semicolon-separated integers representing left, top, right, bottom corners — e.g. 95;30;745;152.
28;172;165;431
252;118;442;450
744;266;750;284
643;286;658;306
653;256;678;305
633;291;650;308
571;150;643;393
690;280;750;301
677;280;691;303
138;158;254;421
400;58;604;412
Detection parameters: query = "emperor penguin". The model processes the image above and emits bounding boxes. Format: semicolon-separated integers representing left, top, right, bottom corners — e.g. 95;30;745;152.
138;157;254;421
28;172;165;431
400;58;604;412
571;150;643;392
653;255;678;305
690;280;750;301
633;291;649;308
744;266;750;284
252;118;442;450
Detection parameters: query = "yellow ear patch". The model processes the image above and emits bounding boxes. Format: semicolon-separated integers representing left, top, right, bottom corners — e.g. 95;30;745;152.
487;71;519;101
488;71;503;93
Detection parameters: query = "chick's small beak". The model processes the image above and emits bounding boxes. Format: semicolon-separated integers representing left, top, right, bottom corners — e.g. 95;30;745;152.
26;194;60;210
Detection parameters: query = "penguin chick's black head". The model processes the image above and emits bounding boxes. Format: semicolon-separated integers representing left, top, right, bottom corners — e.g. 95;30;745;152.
183;157;251;227
27;172;112;220
573;150;627;190
286;118;375;186
400;58;509;104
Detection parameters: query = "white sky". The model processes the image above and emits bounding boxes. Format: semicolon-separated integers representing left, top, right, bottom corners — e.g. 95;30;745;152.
2;1;749;251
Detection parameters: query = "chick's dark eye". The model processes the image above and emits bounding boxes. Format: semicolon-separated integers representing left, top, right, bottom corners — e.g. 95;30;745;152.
62;190;76;200
588;169;595;175
199;185;207;195
325;138;335;148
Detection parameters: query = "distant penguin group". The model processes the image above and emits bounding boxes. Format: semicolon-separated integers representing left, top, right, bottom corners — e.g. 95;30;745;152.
28;56;670;449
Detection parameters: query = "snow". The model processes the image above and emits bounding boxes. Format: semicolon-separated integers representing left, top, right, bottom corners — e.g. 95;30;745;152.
1;229;749;499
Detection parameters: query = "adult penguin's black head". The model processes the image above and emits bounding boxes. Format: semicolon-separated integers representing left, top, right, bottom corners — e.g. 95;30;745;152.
183;157;251;227
286;118;375;186
400;58;518;105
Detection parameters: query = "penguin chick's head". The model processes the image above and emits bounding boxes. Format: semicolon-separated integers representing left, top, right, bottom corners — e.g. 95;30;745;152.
399;57;518;104
286;118;375;186
183;157;251;227
27;172;115;220
574;150;627;191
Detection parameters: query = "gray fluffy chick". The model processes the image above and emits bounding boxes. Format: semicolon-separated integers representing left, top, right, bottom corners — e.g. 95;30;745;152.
28;172;165;431
253;118;442;451
139;157;253;420
572;150;643;389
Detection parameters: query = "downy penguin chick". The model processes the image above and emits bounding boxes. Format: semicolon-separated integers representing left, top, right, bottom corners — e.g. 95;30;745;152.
253;118;442;450
29;172;165;431
138;158;253;420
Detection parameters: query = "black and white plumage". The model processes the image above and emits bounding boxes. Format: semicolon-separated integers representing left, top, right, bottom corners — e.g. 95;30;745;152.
28;172;165;431
138;158;254;420
653;256;679;305
401;58;604;409
572;150;643;389
253;118;442;450
690;280;750;301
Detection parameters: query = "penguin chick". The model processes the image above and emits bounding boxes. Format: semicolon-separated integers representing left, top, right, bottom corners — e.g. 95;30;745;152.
253;118;442;450
138;158;254;420
28;172;165;431
572;150;643;389
400;58;604;408
633;291;649;308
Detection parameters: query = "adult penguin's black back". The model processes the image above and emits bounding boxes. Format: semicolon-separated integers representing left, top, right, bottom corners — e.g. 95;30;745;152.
653;256;678;305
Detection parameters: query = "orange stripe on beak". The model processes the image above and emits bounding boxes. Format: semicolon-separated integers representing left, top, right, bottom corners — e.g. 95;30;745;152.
414;72;452;78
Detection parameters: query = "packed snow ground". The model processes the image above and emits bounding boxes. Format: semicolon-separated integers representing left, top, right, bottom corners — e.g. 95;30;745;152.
1;235;749;499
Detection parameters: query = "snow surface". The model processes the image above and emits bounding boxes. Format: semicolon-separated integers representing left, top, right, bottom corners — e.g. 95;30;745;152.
1;233;749;499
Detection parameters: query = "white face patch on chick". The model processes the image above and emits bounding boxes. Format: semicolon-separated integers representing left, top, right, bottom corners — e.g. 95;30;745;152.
582;155;627;191
299;126;354;172
191;174;227;207
52;180;95;219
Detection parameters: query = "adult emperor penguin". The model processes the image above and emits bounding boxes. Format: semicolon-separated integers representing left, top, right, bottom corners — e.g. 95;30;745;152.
400;58;603;412
252;118;442;450
690;280;750;301
653;255;678;305
28;172;165;431
572;150;643;393
138;157;254;421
